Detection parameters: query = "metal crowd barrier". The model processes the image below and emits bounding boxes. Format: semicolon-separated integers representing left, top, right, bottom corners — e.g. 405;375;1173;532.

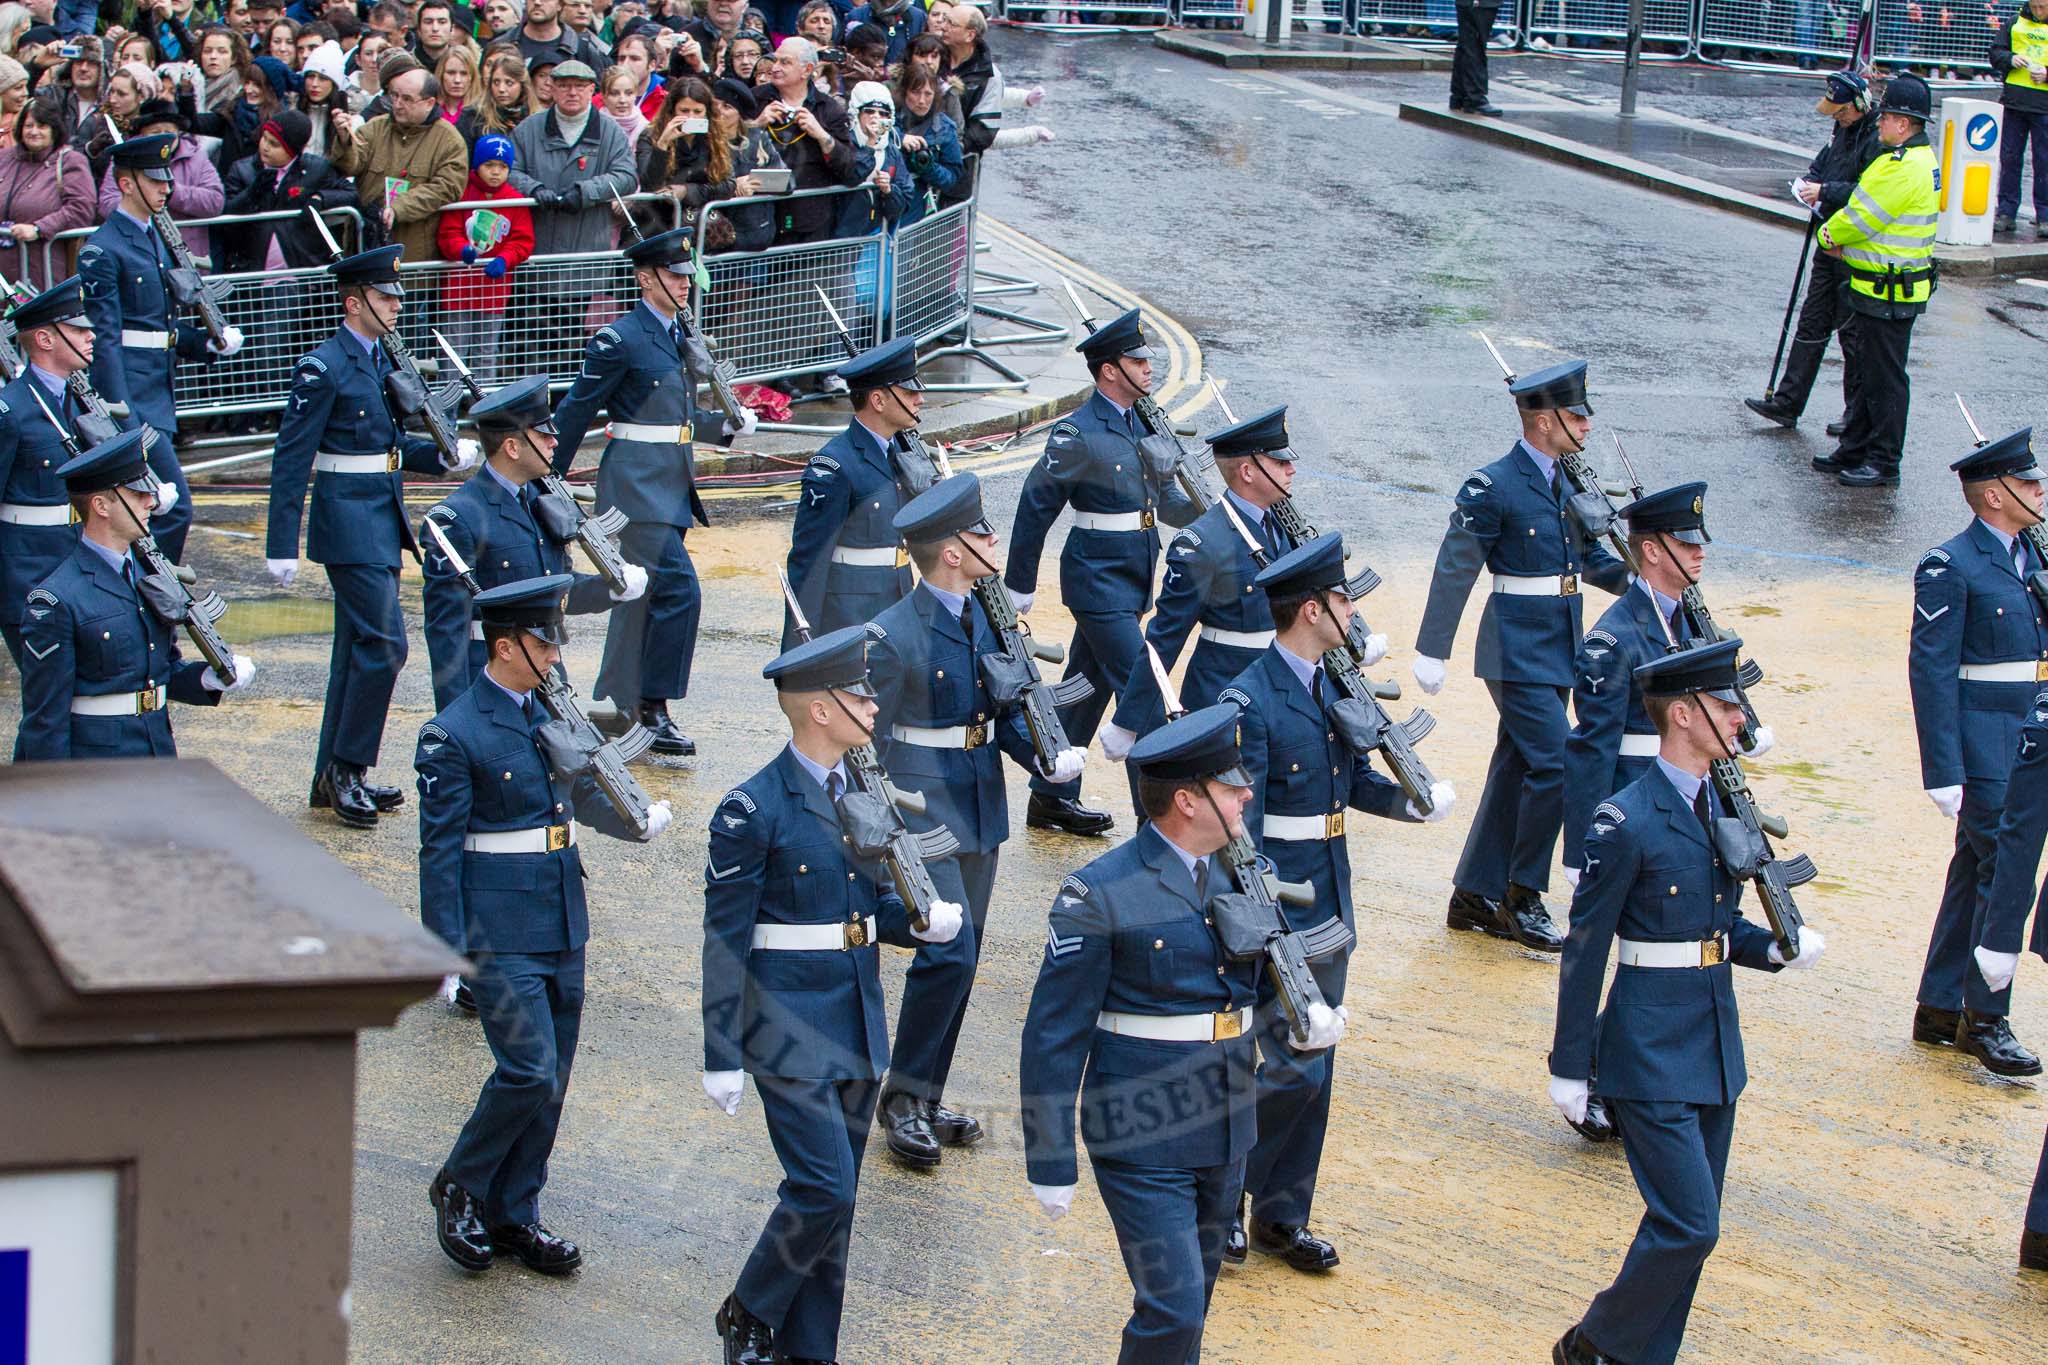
994;0;1179;33
1697;0;1861;69
1352;0;1518;43
1522;0;1696;56
1871;0;1999;74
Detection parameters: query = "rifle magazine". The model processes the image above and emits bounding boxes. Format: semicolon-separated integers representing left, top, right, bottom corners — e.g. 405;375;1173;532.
1736;658;1765;689
1399;708;1436;744
916;825;963;861
1343;567;1382;599
612;724;657;764
190;590;229;624
1049;675;1095;707
1295;917;1356;961
1776;852;1819;887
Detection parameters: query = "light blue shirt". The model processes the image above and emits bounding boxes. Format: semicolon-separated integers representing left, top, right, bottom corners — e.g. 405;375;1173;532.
341;323;381;362
484;670;534;712
1155;827;1208;885
1516;439;1557;488
1979;517;2030;574
1656;756;1709;811
1274;639;1319;697
921;580;968;619
484;462;522;499
849;417;892;465
1224;488;1268;538
25;363;65;400
787;741;850;797
80;534;130;579
1634;576;1682;634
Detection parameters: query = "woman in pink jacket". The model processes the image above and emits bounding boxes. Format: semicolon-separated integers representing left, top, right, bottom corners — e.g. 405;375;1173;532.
0;93;96;290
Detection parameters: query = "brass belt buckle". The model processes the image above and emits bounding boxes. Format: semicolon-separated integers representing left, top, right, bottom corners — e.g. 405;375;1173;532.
1559;573;1580;597
2035;659;2048;683
1700;936;1726;967
1140;508;1156;530
546;823;570;852
385;450;402;473
844;918;870;949
894;545;910;569
1211;1010;1243;1042
1325;810;1345;839
677;423;694;446
963;723;987;748
135;687;159;714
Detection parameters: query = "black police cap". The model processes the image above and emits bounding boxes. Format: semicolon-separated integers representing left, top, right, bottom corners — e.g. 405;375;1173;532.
1635;636;1746;703
1128;702;1251;787
1622;481;1711;546
763;623;876;696
1510;359;1593;417
1208;404;1296;462
893;471;991;544
1952;428;2046;483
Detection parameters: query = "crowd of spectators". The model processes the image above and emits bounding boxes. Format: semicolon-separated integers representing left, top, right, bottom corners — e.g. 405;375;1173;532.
0;0;1052;309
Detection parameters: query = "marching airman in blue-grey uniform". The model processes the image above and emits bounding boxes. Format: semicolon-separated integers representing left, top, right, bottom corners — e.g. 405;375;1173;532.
266;245;477;831
1103;406;1309;781
419;376;645;711
865;473;1071;1169
1414;358;1628;953
782;336;924;646
0;279;98;669
1020;702;1267;1365
1218;534;1451;1274
551;226;749;758
1005;306;1200;836
1549;639;1823;1365
422;575;673;1280
77;134;240;563
1908;429;2048;1076
16;429;252;761
699;624;960;1365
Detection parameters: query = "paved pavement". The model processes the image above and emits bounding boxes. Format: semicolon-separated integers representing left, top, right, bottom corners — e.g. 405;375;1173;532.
9;31;2048;1363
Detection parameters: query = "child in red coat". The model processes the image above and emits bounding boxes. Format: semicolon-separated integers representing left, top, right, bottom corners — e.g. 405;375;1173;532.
435;134;535;384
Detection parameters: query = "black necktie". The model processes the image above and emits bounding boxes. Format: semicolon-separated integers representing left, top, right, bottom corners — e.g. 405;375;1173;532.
959;603;974;647
1693;782;1715;837
2016;540;2029;580
1548;463;1562;500
522;694;540;728
1261;510;1280;553
826;770;844;804
1311;669;1324;708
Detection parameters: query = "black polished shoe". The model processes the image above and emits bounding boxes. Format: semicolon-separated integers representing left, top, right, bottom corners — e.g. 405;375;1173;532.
309;766;403;812
1026;792;1114;836
487;1221;582;1274
715;1290;776;1365
1553;1323;1621;1364
1500;884;1565;953
1837;462;1900;488
926;1100;984;1147
1445;888;1504;935
1811;449;1851;473
637;700;697;756
1223;1192;1247;1265
878;1090;941;1169
2022;1226;2048;1272
1569;1094;1618;1144
1248;1218;1339;1272
453;980;479;1016
1957;1010;2045;1077
1826;418;1847;438
1744;396;1798;429
320;761;380;829
1912;1003;1961;1047
427;1169;493;1271
1468;101;1503;115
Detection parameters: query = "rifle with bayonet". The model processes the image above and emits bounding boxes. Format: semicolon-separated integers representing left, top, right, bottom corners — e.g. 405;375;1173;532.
0;271;126;443
779;568;958;932
954;533;1092;772
811;284;949;494
26;383;237;678
609;185;752;442
1060;275;1219;512
151;206;232;349
1213;494;1443;816
306;207;464;467
431;328;638;599
0;272;30;379
1145;642;1349;1045
1479;331;1634;569
1957;392;2048;614
424;516;658;837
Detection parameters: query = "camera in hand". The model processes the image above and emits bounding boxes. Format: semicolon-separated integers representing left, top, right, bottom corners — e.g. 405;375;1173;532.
819;46;847;63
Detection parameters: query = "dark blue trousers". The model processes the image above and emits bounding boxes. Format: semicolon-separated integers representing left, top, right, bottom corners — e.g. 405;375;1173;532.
1093;1156;1245;1365
596;520;698;708
1033;608;1145;801
886;848;998;1103
1243;952;1348;1226
1455;680;1569;898
145;424;192;565
1581;1098;1736;1365
735;1075;881;1361
1998;106;2048;221
2029;1118;2048;1235
1927;778;2005;1014
444;947;585;1226
315;563;407;776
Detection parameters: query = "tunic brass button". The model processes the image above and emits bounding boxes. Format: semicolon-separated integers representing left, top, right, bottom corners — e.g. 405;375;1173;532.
503;771;513;780
358;409;365;416
1114;464;1122;472
102;631;110;638
1668;885;1678;895
1216;966;1226;976
873;501;881;509
1205;916;1213;925
848;872;856;880
556;802;565;813
1999;608;2006;616
936;669;944;679
798;864;808;873
1332;766;1339;775
1154;938;1164;949
1528;527;1536;536
501;561;510;569
148;643;155;651
1290;763;1299;772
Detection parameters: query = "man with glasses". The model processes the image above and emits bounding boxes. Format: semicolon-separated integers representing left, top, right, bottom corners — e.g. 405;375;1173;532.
329;61;469;263
754;36;860;247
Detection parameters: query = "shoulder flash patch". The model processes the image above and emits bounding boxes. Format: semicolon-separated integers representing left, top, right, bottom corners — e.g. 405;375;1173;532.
593;325;621;345
0;398;11;415
720;788;758;813
1466;470;1493;488
863;621;887;640
426;504;455;523
296;355;328;375
1173;528;1202;552
1219;686;1251;708
1059;873;1089;898
1920;547;1950;564
807;455;841;473
419;723;448;742
1584;629;1617;647
1593;801;1625;824
25;588;57;606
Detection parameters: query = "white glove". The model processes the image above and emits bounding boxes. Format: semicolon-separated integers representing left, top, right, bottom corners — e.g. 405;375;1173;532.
702;1069;745;1116
913;897;963;944
1412;655;1447;695
1743;724;1775;759
1100;721;1137;763
1288;1001;1348;1052
1549;1074;1590;1127
1562;865;1581;891
1030;1183;1075;1220
1977;945;2021;993
153;479;179;515
200;652;255;693
1927;785;1964;820
266;557;297;588
1045;745;1085;784
1011;589;1035;615
437;973;461;1004
443;437;482;472
610;562;649;602
723;405;759;439
1355;631;1389;667
207;324;244;357
639;799;673;842
1406;780;1456;823
1767;924;1826;970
